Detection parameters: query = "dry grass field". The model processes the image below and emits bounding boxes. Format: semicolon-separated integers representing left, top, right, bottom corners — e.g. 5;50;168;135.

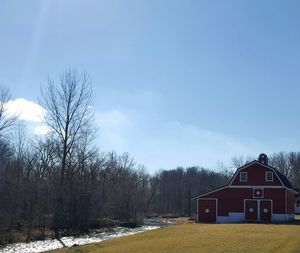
49;217;300;253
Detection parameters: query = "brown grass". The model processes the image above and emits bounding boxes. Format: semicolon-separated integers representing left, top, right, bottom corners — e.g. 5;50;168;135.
156;216;194;225
48;221;300;253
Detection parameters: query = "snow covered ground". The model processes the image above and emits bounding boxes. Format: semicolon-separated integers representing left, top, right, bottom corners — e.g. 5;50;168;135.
0;226;160;253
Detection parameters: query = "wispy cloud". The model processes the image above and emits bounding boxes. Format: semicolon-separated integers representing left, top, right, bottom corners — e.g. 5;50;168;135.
94;109;268;171
96;109;132;150
139;121;266;170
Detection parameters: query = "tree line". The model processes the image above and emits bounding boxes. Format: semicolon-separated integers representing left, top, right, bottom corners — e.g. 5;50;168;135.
0;70;299;245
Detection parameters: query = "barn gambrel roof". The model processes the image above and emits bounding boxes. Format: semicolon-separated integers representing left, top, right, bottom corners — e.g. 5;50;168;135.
191;160;298;200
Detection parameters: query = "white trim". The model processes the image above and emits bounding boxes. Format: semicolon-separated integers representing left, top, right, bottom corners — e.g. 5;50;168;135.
244;199;273;222
265;171;273;182
261;199;273;222
286;187;299;194
229;185;283;189
253;188;264;198
216;198;218;218
229;185;298;194
229;161;285;187
192;185;297;200
258;200;260;219
196;198;199;222
197;198;217;222
191;186;228;200
239;172;248;182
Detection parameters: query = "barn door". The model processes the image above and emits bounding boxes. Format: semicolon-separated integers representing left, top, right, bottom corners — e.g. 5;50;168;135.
198;199;217;222
244;200;258;221
260;200;272;222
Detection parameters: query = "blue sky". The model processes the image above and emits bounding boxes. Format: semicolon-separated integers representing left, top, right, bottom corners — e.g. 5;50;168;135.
1;0;300;172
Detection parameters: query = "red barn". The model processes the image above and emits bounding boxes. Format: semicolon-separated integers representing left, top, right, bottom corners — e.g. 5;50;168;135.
192;154;298;223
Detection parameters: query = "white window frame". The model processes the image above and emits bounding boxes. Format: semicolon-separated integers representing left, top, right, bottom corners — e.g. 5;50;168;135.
240;172;248;182
253;188;264;198
265;171;273;182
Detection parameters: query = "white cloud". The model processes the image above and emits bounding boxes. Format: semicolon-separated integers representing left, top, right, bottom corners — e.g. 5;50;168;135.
3;98;50;136
4;98;46;122
34;124;50;135
2;99;267;170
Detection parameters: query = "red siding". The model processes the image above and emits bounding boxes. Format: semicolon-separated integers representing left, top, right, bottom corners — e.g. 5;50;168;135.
198;199;216;222
231;163;282;186
204;188;252;216
287;190;295;214
201;187;286;216
264;188;286;214
260;200;272;222
245;200;258;221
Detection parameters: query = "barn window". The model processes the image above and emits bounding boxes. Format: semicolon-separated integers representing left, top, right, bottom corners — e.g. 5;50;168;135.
239;172;247;182
265;171;273;182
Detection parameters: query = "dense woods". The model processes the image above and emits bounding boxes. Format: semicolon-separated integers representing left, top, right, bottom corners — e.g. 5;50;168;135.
0;70;300;245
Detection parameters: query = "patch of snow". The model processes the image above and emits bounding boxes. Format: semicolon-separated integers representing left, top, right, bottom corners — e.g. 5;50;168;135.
161;219;176;224
0;226;159;253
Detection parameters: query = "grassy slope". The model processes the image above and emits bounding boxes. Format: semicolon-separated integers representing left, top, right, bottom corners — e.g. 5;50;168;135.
49;222;300;253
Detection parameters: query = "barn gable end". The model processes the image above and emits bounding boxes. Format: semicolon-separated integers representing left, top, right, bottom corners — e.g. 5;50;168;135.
230;162;283;187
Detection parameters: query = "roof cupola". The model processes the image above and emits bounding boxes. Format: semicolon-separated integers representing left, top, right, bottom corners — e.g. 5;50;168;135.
258;153;268;165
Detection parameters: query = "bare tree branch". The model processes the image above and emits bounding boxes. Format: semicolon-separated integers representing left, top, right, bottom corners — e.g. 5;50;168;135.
0;85;18;136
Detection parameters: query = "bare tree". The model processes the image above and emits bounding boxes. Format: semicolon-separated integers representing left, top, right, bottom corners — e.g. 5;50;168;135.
40;70;94;234
231;155;255;168
0;86;18;136
269;152;291;178
40;70;94;188
288;152;300;190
